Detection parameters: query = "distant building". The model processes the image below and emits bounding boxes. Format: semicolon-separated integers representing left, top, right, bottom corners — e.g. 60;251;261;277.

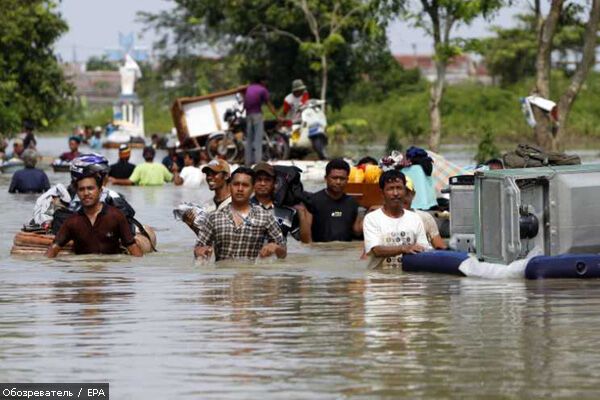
61;62;121;104
394;54;492;85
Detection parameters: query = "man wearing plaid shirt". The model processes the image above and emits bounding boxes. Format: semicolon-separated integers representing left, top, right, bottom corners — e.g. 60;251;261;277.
194;167;287;261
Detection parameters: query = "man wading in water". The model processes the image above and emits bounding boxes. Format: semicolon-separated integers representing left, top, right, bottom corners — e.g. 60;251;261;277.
194;167;286;262
46;173;143;257
182;159;232;235
362;169;429;269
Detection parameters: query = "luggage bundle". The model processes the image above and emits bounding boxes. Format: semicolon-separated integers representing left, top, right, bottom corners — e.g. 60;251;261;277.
503;144;581;168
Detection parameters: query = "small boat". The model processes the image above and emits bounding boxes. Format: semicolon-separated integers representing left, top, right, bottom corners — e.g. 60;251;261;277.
0;158;24;174
51;159;71;173
102;141;146;149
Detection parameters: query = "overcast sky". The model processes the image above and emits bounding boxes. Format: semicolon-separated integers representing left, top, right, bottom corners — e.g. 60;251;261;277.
55;0;530;63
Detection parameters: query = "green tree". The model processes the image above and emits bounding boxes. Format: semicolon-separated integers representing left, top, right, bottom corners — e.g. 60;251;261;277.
139;0;389;109
398;0;508;151
533;0;600;150
481;5;590;85
0;0;72;134
347;49;424;103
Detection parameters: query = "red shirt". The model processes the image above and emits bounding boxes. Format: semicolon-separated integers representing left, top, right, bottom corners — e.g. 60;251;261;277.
54;204;135;254
283;92;309;120
60;151;80;162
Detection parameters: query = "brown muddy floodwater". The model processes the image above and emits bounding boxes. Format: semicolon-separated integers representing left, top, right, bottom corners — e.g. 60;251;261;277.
1;138;600;399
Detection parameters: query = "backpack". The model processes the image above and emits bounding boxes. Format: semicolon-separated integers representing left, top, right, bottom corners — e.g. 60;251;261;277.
503;144;581;168
273;165;311;207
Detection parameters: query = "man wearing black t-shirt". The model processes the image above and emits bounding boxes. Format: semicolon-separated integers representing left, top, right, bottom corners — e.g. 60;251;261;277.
301;158;362;242
109;144;136;180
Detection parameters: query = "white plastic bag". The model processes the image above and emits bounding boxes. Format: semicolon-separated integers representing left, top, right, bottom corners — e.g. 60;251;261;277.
459;247;543;279
173;202;207;227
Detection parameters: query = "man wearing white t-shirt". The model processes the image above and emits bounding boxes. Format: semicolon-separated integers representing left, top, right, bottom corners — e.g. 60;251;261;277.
174;152;204;187
363;169;430;269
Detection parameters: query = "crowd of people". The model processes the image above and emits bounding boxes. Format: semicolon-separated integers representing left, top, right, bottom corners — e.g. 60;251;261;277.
6;139;454;267
5;86;501;266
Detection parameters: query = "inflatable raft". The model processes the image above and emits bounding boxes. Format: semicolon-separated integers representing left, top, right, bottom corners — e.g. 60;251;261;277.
11;226;157;256
401;251;600;280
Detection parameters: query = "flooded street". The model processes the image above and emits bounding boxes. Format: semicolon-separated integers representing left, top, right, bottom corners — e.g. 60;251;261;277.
1;138;600;399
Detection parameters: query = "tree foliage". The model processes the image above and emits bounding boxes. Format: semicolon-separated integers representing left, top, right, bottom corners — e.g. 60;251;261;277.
481;4;590;85
86;55;118;71
0;0;72;135
398;0;509;151
140;0;391;109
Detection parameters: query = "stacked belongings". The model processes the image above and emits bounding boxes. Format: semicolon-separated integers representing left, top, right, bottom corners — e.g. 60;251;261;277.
503;144;581;168
12;230;73;256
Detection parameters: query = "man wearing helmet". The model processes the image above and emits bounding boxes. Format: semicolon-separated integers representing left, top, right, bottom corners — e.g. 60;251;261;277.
66;154;137;230
31;153;136;235
46;171;143;257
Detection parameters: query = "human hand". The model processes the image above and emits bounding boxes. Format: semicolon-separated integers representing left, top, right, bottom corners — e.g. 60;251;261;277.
194;246;213;259
182;209;196;226
259;242;279;258
403;244;425;254
293;203;307;213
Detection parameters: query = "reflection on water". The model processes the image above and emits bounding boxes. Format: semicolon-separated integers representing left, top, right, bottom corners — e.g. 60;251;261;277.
1;138;600;398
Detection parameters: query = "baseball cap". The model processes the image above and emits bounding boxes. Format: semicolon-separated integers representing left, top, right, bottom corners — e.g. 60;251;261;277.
405;175;415;192
252;162;275;177
202;159;231;174
13;138;24;146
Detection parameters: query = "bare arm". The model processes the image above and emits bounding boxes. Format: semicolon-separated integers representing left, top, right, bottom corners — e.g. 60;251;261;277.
431;235;448;250
194;246;213;259
173;172;183;186
109;177;134;186
182;209;200;235
259;242;287;259
266;101;280;120
294;204;312;243
352;213;364;237
45;243;62;258
370;244;425;258
127;243;143;257
47;221;71;258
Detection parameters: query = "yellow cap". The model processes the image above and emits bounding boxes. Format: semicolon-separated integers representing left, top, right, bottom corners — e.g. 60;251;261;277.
405;175;414;192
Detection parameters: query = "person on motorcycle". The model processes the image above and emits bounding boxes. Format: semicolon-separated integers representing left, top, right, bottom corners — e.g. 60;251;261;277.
282;79;310;122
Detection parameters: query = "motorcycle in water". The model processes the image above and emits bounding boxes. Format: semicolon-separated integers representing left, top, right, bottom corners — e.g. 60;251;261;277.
282;99;328;160
206;95;289;163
